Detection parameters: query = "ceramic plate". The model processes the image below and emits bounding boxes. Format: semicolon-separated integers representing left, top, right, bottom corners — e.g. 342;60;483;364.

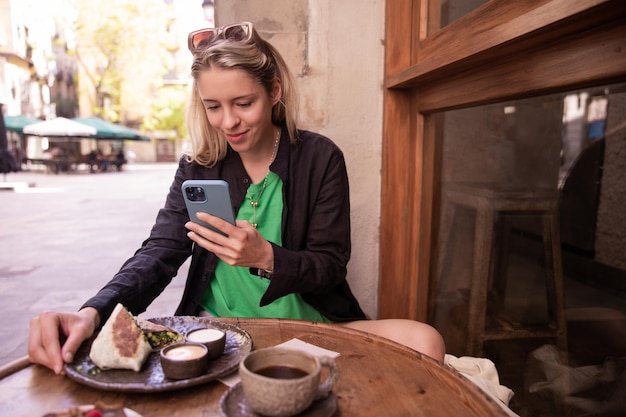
64;317;252;393
219;383;337;417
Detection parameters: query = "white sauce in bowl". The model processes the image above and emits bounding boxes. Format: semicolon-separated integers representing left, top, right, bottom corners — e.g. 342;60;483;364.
187;328;225;343
165;345;206;360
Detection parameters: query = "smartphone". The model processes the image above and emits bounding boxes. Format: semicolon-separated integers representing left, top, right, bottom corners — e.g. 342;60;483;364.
181;179;236;236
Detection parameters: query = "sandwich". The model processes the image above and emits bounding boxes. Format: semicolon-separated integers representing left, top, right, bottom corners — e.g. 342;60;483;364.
135;318;184;349
89;303;152;372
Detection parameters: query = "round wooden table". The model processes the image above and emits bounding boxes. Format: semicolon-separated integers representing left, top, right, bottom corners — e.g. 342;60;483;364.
0;318;508;416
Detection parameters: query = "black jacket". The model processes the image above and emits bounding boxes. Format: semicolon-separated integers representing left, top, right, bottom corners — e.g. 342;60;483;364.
82;127;366;323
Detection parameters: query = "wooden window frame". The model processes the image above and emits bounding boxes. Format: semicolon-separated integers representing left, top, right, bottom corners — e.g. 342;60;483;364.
379;0;626;321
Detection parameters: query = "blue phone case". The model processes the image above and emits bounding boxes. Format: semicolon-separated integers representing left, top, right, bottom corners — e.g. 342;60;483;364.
181;180;236;236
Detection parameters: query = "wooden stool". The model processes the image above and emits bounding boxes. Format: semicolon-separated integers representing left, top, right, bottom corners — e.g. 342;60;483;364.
433;183;568;357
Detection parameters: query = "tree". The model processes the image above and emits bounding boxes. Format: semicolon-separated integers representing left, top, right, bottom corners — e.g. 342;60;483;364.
143;86;188;140
70;0;175;125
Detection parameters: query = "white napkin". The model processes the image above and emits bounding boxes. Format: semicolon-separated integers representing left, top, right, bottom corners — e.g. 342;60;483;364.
219;338;341;387
444;354;519;417
275;338;341;359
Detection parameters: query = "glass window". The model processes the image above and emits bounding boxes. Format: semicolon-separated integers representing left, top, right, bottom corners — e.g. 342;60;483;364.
428;0;489;33
430;82;626;415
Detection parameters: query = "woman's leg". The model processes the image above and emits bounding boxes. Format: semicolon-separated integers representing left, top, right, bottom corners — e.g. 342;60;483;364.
341;319;446;362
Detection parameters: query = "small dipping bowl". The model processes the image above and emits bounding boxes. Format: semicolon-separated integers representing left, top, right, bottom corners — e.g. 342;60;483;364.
186;327;226;360
160;342;209;380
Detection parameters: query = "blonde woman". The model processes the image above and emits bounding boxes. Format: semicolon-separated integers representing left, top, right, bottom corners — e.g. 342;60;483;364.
28;22;444;375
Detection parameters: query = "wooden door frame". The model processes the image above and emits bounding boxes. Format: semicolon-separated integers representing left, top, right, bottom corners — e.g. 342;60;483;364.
379;0;626;321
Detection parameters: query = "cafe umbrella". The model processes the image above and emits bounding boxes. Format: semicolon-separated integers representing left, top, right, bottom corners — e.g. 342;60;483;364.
22;117;98;170
3;114;40;133
22;117;97;138
73;117;150;141
0;109;19;180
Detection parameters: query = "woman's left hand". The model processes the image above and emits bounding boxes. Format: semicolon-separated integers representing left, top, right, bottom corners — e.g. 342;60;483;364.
185;212;274;270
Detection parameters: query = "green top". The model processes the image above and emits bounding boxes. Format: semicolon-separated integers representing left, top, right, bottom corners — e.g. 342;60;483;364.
200;172;331;323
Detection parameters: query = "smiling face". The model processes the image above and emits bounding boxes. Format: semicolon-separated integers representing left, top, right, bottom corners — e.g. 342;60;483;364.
196;67;281;158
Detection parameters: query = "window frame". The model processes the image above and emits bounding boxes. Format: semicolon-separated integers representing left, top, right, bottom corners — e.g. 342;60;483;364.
379;0;626;320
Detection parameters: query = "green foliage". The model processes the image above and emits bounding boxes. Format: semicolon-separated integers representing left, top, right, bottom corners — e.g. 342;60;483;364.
70;0;174;124
143;87;189;140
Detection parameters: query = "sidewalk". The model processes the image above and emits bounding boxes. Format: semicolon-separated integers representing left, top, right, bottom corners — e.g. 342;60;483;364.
0;163;189;367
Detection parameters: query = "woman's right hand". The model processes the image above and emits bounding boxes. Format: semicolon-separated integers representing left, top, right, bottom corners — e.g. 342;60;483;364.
27;307;100;375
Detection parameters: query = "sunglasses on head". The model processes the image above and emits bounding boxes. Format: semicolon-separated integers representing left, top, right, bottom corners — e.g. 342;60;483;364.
187;21;253;54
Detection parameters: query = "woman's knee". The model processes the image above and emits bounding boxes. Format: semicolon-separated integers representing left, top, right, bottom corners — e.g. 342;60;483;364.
342;319;446;362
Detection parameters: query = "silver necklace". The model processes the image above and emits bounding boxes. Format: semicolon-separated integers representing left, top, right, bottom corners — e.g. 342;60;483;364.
248;128;280;228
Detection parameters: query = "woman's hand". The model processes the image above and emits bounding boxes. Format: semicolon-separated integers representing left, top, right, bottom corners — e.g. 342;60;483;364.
27;307;99;375
185;212;274;271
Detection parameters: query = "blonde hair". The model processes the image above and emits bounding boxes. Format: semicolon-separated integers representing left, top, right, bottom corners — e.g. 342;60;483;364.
186;27;299;167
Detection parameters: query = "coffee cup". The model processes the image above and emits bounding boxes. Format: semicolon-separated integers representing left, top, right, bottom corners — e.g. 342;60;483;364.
238;347;339;417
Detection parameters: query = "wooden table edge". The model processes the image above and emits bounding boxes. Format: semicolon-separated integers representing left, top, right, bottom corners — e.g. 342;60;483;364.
223;317;438;357
0;356;31;379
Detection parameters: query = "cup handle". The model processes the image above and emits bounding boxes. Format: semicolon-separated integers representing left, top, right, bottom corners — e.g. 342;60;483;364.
316;356;339;400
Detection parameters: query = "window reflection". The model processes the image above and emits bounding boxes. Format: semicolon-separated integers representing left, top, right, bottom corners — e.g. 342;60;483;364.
428;0;489;33
430;83;626;416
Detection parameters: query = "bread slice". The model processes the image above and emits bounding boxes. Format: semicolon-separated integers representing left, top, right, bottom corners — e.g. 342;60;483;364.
89;303;152;372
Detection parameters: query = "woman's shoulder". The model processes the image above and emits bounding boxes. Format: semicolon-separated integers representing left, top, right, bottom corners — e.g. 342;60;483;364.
175;154;223;179
295;129;343;154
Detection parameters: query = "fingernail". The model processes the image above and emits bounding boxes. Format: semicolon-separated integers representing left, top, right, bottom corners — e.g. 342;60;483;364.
54;365;63;375
64;352;73;362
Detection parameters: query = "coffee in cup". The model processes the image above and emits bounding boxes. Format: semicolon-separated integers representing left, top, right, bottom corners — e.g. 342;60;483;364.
239;347;339;417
